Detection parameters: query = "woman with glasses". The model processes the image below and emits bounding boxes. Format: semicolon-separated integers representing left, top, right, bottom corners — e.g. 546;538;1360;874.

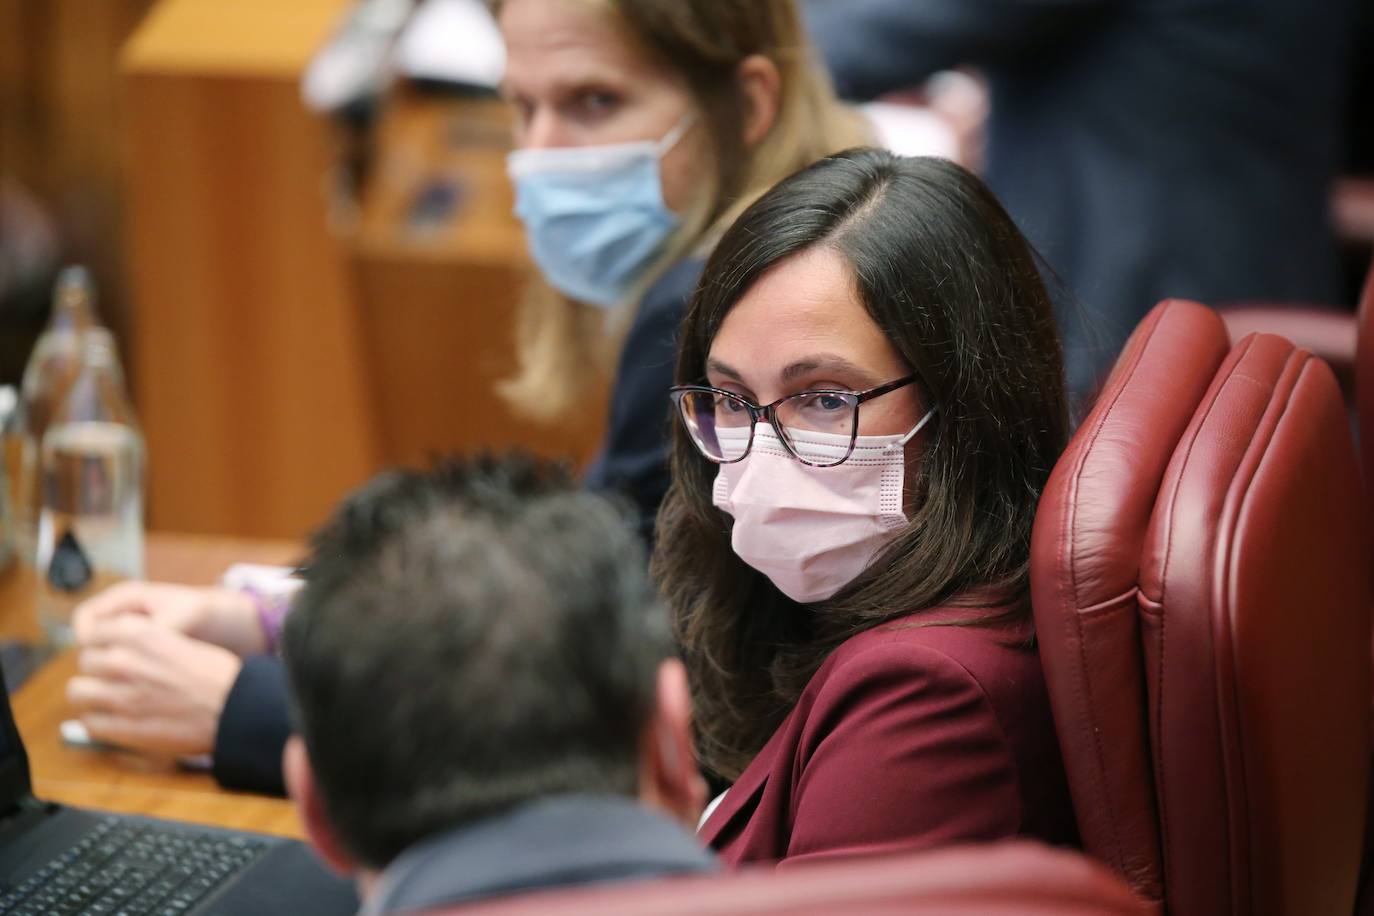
65;0;865;795
655;148;1079;863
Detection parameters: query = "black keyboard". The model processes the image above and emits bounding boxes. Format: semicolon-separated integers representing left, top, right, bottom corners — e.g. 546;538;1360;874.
0;816;268;915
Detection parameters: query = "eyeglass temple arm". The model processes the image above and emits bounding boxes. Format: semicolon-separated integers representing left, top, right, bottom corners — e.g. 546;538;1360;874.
854;374;919;404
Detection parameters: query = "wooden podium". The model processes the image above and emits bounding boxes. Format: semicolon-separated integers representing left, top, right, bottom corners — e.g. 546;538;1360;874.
121;0;605;539
347;88;609;472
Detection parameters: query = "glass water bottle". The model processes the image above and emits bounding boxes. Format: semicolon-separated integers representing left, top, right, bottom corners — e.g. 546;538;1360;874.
35;335;144;647
17;266;117;568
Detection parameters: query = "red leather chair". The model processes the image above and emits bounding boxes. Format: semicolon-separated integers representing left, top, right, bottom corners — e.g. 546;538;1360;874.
1218;255;1374;412
420;841;1144;915
1358;264;1373;519
1033;299;1231;909
1034;300;1373;915
1221;304;1358;399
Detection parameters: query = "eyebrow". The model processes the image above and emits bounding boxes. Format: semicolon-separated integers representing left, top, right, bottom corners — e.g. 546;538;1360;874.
780;355;880;387
500;68;626;99
705;357;744;381
705;355;882;389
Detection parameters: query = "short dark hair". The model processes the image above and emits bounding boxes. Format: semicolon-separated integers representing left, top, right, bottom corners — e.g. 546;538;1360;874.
283;453;669;868
654;149;1069;780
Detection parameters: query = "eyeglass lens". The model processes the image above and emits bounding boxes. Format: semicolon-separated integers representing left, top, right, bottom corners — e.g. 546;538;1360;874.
676;390;858;466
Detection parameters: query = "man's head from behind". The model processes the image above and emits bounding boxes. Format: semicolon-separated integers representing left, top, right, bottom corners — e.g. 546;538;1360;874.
281;454;703;877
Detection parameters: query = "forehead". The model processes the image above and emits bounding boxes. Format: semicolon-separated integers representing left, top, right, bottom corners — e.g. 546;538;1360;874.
500;0;668;89
708;247;900;377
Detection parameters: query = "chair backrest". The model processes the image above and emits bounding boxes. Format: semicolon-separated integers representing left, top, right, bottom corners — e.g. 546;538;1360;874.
1035;298;1372;915
425;841;1145;916
1358;260;1374;521
1137;331;1371;915
1032;299;1232;909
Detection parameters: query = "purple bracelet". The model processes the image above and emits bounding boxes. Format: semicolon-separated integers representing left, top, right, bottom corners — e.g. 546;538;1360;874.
244;587;294;655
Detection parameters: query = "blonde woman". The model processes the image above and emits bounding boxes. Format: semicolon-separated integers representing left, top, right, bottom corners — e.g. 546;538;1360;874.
498;0;867;538
66;0;864;796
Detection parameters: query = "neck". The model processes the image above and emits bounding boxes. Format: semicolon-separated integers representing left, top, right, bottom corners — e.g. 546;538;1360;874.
357;869;380;901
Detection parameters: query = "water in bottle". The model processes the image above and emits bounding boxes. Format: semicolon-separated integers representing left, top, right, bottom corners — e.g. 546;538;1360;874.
35;335;144;647
0;386;17;574
17;266;116;568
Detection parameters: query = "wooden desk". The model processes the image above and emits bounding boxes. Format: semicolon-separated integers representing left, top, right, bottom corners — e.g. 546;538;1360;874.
0;533;306;839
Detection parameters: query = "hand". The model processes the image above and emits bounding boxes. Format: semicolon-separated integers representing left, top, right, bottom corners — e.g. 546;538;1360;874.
66;615;242;758
72;581;265;657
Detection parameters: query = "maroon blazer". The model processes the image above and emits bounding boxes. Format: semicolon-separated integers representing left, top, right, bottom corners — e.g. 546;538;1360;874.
699;612;1078;866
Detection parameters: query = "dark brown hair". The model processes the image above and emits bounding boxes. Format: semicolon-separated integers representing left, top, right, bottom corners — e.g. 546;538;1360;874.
284;455;669;867
652;149;1069;780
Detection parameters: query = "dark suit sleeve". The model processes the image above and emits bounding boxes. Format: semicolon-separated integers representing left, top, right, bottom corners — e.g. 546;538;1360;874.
211;655;291;796
583;258;703;543
783;643;1021;865
803;0;1115;99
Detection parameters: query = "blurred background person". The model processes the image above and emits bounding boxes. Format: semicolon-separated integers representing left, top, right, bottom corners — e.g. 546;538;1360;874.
282;455;711;912
0;178;60;389
497;0;865;540
65;0;867;795
802;0;1359;403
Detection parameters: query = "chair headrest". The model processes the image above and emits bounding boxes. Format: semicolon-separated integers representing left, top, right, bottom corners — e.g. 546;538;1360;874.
1031;298;1230;903
1357;259;1374;522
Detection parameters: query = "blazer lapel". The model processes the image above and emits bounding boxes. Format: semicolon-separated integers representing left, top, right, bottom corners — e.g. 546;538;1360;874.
697;717;790;847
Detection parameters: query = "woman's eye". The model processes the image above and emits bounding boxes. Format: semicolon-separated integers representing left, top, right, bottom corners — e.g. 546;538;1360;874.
798;393;849;413
569;90;621;121
717;395;748;414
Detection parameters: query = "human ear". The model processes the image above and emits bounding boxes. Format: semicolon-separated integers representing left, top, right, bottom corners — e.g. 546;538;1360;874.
639;659;708;827
736;54;782;149
283;736;358;877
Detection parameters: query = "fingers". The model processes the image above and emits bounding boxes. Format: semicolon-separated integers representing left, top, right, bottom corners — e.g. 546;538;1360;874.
64;614;238;760
78;711;210;758
66;675;138;715
72;581;155;643
79;612;156;651
75;644;139;681
68;666;220;758
77;712;139;747
75;620;201;689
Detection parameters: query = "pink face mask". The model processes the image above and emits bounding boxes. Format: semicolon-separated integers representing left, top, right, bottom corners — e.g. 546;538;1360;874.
711;410;936;604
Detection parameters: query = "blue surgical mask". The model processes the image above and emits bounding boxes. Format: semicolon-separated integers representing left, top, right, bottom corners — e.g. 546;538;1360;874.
506;117;693;308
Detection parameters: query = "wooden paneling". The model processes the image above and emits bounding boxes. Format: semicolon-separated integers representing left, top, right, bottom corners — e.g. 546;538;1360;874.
348;92;606;468
119;0;350;77
352;255;607;469
0;0;156;371
120;2;606;538
121;0;379;538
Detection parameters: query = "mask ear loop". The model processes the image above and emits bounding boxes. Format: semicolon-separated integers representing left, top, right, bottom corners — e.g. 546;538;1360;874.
655;113;697;157
893;407;937;448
